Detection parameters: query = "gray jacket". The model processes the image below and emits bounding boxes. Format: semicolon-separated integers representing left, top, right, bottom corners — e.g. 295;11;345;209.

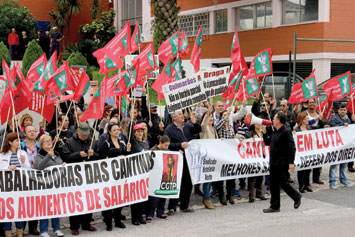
35;150;63;170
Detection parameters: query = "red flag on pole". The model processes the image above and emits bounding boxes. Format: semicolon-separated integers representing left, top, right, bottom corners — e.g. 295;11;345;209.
179;30;189;58
288;70;319;104
190;26;202;73
158;31;180;65
323;71;352;101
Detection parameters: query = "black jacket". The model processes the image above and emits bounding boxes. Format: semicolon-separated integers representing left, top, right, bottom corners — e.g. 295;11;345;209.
62;133;99;163
269;125;296;167
164;122;202;151
129;137;149;154
99;136;128;159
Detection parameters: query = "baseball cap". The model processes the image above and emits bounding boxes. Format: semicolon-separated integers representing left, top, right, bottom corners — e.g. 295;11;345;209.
150;103;157;108
134;123;145;130
78;123;90;136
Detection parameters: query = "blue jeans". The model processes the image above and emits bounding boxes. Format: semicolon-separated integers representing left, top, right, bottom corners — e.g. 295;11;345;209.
146;196;166;218
203;183;211;200
9;45;17;60
329;163;348;186
40;218;60;234
3;222;24;230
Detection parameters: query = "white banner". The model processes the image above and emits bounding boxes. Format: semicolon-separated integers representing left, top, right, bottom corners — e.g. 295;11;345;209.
163;77;207;113
148;151;183;198
185;125;355;184
197;66;230;98
0;151;183;222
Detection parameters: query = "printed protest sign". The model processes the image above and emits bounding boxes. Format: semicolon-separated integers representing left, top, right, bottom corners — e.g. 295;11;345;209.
197;66;230;98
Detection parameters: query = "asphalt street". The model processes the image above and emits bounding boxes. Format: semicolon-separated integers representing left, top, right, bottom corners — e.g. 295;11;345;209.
33;167;355;237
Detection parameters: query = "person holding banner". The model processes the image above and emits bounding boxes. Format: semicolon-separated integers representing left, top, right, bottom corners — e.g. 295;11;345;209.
164;110;201;214
62;123;98;235
0;133;31;237
99;122;127;231
263;112;301;213
293;112;313;193
127;123;148;225
329;104;353;189
35;135;65;237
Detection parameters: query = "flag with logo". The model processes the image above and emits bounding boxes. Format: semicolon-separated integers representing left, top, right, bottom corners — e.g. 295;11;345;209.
288;70;319;104
11;63;31;113
2;59;16;93
132;43;156;85
179;30;189;58
115;60;140;95
27;54;47;92
172;58;182;80
248;48;273;78
158;31;179;65
152;60;173;101
131;21;143;53
235;74;262;101
190;26;202;73
323;71;352;101
93;48;121;74
230;26;244;72
316;93;333;120
80;76;107;122
106;70;127;97
62;72;91;102
29;92;55;123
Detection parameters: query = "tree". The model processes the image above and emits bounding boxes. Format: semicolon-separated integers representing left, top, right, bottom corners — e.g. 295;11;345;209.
22;40;44;77
0;42;11;72
0;0;36;46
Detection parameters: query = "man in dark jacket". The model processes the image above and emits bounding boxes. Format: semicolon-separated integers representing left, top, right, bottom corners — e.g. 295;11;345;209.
263;112;301;213
164;110;201;214
62;123;98;235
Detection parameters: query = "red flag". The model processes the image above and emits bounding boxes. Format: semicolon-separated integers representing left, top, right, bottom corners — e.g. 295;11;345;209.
248;48;273;78
26;54;47;88
346;89;355;114
2;59;16;92
235;73;262;101
323;71;352;101
0;97;13;124
228;51;248;85
131;21;143;53
80;76;107;122
158;31;179;65
104;22;131;70
230;26;243;73
106;70;127;97
11;64;30;113
190;26;202;73
132;43;156;84
93;48;121;74
115;95;131;116
29;92;55;123
62;72;91;102
316;93;333;120
179;30;189;58
288;70;319;104
152;60;173;101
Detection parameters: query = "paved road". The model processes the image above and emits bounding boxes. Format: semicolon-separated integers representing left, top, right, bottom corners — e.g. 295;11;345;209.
37;168;355;237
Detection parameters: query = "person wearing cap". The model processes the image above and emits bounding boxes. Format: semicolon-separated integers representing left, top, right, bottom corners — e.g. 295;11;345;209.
127;123;148;225
164;110;201;214
49;27;64;58
62;123;98;235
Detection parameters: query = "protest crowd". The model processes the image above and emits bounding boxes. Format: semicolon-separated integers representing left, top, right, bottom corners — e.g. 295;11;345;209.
1;22;355;237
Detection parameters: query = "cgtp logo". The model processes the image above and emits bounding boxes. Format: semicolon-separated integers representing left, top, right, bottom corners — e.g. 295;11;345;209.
154;154;179;195
187;143;208;182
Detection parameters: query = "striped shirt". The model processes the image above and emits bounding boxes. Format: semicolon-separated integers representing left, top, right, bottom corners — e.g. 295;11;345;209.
9;153;21;168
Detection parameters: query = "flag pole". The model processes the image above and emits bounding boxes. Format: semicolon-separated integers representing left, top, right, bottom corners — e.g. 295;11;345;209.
259;90;274;131
271;73;276;101
53;100;73;148
55;101;59;137
118;96;121;121
146;76;151;122
128;88;137;143
0;108;11;152
9;91;21;144
73;102;80;126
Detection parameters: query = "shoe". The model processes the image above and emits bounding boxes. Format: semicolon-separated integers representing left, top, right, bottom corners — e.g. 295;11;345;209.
330;185;337;190
344;183;353;187
41;232;50;237
82;225;96;232
157;214;168;220
304;186;313;192
71;230;79;236
219;196;227;205
294;195;302;209
120;214;126;220
146;217;153;223
167;209;175;215
348;167;355;173
203;199;216;209
30;229;40;235
115;221;126;228
249;197;255;203
227;195;235;205
194;186;203;196
210;189;217;198
181;207;195;213
132;220;140;226
232;189;241;197
106;226;112;231
313;180;324;185
299;187;305;193
139;218;147;224
288;178;294;183
256;196;267;201
54;230;65;237
263;207;280;213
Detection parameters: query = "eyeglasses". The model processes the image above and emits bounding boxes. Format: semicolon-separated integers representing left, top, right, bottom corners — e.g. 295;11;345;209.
261;104;266;107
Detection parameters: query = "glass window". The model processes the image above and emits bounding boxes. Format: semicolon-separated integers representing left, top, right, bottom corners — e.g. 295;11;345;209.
282;0;318;25
215;9;228;33
237;2;272;31
178;12;209;37
121;0;142;27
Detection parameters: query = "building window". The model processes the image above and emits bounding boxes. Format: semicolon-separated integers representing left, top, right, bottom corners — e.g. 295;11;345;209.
236;2;272;31
178;12;209;37
215;9;228;33
121;0;142;30
282;0;318;25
